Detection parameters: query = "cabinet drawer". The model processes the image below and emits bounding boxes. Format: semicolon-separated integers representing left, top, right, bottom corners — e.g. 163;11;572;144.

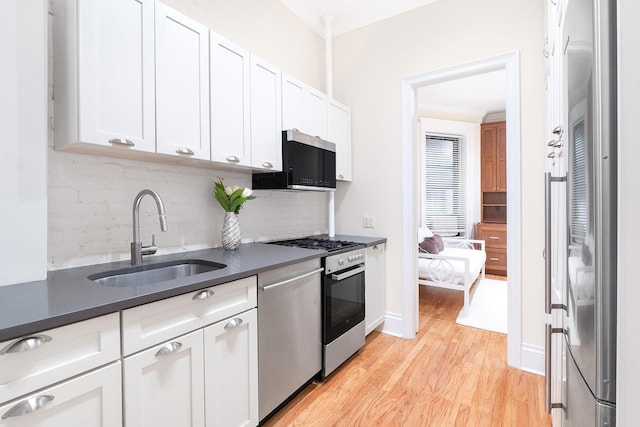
0;362;122;425
122;276;257;355
477;226;507;248
0;313;120;404
485;248;507;269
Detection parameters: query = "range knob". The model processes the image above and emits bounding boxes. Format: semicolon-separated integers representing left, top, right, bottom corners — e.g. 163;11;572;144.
348;255;355;262
338;259;345;266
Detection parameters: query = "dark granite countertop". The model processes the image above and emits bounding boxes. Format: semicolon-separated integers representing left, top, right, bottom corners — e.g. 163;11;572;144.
0;243;324;342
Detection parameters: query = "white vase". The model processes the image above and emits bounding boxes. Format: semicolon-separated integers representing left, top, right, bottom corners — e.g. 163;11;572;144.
221;212;241;250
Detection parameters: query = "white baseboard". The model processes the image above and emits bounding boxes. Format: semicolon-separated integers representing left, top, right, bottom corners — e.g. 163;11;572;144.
380;312;405;337
521;343;545;376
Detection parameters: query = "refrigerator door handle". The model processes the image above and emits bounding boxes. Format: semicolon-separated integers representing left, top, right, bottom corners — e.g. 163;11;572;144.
544;172;568;314
545;323;565;414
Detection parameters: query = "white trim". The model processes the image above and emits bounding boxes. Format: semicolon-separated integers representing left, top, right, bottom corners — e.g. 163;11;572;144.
401;51;523;368
521;343;545;376
380;312;404;338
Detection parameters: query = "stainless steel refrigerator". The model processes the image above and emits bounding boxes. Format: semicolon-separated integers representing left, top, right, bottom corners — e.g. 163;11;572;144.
545;0;617;425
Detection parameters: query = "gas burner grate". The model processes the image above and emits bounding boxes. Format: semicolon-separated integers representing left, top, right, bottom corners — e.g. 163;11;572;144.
269;238;361;252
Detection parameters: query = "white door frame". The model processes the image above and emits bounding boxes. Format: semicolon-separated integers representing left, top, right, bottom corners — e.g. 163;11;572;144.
400;51;522;368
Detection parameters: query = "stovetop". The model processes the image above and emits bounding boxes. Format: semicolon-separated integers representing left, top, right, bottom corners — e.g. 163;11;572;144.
268;237;362;252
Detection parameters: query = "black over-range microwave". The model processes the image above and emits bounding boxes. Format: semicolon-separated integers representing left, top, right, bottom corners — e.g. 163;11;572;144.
252;129;336;191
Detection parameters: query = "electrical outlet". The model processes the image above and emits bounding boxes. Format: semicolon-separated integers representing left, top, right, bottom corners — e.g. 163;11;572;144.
363;215;375;228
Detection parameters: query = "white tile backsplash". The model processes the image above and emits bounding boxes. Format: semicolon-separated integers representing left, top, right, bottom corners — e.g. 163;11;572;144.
47;147;328;269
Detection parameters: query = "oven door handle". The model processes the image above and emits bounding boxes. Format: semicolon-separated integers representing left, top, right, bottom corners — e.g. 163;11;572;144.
330;266;365;281
261;268;325;291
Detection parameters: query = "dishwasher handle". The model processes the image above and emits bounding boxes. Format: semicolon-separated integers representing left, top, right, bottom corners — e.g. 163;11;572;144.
261;267;324;291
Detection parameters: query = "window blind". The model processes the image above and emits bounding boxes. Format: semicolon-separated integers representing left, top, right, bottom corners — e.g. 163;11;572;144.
569;120;588;244
423;134;466;236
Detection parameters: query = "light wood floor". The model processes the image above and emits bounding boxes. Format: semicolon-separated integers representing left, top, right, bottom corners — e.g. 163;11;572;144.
263;280;551;427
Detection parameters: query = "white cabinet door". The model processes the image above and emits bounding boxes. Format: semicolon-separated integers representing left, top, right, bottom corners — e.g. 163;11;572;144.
328;98;353;181
0;362;122;427
303;87;328;140
156;3;210;160
75;0;156;152
204;309;258;427
281;73;304;132
210;33;251;167
250;56;282;171
124;330;205;427
365;243;386;335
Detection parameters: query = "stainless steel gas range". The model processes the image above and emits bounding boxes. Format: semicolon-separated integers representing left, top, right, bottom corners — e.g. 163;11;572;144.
269;238;366;378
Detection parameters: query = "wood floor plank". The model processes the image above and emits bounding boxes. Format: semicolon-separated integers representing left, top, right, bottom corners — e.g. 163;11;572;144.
262;283;551;427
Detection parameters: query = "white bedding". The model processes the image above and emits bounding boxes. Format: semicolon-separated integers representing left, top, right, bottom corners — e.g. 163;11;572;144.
418;247;487;285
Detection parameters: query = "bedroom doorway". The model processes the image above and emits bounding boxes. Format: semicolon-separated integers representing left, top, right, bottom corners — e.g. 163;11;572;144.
400;52;522;368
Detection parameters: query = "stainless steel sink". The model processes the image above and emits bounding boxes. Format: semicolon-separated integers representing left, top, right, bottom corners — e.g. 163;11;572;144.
88;259;226;287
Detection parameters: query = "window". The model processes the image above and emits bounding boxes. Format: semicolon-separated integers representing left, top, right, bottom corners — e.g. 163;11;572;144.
422;133;466;236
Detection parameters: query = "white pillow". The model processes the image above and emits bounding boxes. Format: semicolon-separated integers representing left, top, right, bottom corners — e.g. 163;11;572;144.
417;227;434;243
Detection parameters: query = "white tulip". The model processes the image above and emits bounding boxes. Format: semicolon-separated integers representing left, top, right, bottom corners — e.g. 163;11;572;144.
224;186;233;196
242;188;253;198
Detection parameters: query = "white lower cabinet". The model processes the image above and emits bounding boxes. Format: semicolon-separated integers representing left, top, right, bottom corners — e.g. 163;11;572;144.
204;309;258;427
123;329;205;427
0;362;122;427
365;243;386;335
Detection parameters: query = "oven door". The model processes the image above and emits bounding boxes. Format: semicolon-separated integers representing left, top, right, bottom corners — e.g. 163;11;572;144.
323;264;365;344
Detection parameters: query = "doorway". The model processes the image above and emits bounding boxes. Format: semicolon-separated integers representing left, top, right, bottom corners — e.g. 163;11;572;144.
400;52;522;368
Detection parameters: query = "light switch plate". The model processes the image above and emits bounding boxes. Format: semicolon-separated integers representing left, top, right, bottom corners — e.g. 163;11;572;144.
363;215;375;228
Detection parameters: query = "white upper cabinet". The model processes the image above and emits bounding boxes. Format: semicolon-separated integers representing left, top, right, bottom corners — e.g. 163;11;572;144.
328;98;353;181
53;0;156;152
304;87;328;140
250;56;282;171
281;73;327;140
210;33;251;167
281;73;305;132
155;4;210;160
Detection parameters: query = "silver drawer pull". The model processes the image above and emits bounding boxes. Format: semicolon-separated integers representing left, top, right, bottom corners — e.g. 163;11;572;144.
108;138;135;147
262;268;324;291
176;147;195;156
226;155;240;163
155;342;183;357
2;395;54;419
338;174;344;179
0;334;52;355
489;236;500;239
192;289;215;300
489;257;501;261
224;318;243;329
262;161;273;169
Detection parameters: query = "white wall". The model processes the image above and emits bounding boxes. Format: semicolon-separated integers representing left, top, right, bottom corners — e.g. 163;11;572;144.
616;0;640;422
0;0;48;285
419;117;482;237
45;0;328;270
332;0;546;347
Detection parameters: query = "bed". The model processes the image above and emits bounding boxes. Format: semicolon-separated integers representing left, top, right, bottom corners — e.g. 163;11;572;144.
417;227;487;317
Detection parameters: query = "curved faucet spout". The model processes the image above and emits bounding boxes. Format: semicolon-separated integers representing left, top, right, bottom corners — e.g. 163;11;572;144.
131;189;168;265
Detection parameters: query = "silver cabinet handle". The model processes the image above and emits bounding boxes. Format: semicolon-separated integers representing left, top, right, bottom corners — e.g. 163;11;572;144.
489;257;501;261
192;289;215;300
224;318;243;329
547;152;556;159
489;236;500;240
0;334;52;355
108;138;135;147
338;174;344;179
155;341;183;357
262;162;273;169
331;266;365;281
226;155;240;163
2;395;54;419
261;268;324;291
176;147;195;156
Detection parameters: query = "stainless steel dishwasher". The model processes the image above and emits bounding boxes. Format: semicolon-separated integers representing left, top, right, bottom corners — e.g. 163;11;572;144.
258;258;323;422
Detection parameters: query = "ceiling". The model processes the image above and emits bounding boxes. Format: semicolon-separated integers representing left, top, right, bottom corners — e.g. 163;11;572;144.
417;70;507;118
280;0;506;117
280;0;440;36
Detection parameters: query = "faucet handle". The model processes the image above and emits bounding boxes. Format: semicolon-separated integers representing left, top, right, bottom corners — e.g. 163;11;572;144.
141;234;158;256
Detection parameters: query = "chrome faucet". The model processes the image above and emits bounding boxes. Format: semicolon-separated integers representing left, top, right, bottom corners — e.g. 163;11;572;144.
131;189;168;265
